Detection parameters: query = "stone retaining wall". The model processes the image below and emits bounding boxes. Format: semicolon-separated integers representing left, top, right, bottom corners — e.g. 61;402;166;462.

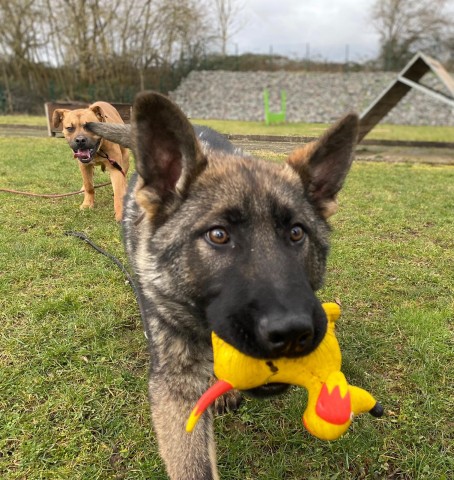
170;70;454;126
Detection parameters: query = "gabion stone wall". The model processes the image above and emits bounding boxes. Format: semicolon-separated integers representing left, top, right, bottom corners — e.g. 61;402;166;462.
170;70;454;126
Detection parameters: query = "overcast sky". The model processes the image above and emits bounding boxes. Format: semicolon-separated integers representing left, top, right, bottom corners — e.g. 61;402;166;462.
231;0;381;62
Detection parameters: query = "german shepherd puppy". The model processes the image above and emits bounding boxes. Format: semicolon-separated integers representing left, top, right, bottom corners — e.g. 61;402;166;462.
86;91;359;480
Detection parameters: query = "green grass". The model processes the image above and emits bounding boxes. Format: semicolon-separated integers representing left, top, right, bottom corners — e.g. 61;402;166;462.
1;113;454;142
0;115;47;126
1;135;453;479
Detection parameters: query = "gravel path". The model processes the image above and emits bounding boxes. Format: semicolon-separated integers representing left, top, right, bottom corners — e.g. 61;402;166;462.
232;138;453;166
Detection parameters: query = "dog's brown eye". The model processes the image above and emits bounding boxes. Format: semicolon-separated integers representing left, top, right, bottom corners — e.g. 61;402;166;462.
206;227;230;245
66;126;75;133
290;224;305;243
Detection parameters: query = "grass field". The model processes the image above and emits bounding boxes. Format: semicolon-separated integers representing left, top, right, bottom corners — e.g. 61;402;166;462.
1;132;453;479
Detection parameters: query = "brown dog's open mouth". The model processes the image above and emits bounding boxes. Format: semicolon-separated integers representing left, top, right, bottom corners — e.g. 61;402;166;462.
73;144;100;163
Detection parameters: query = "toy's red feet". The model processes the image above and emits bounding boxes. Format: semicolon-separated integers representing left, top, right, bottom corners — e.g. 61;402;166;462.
186;380;233;432
315;383;352;425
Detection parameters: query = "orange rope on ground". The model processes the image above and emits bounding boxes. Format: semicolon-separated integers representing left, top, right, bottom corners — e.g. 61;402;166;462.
0;182;111;198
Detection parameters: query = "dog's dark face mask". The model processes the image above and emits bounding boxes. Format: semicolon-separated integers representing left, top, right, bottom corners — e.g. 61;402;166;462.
203;267;328;399
185;168;331;398
187;170;330;363
205;268;328;360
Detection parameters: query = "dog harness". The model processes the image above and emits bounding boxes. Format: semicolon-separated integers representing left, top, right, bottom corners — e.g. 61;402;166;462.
98;148;126;177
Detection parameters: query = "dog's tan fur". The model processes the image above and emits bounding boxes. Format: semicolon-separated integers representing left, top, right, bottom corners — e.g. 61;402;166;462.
52;102;129;221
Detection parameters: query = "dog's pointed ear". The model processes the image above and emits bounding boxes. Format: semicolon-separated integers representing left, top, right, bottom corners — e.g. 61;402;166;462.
52;109;69;129
90;105;106;122
287;113;358;218
85;123;133;149
132;91;207;217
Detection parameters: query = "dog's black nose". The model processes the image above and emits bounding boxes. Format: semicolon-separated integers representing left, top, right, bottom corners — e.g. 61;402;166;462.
75;136;87;147
257;313;314;357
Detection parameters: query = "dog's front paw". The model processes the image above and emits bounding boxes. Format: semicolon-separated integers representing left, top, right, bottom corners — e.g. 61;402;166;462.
214;389;243;415
80;202;94;210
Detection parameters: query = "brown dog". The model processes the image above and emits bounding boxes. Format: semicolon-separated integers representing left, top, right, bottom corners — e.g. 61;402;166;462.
52;102;130;221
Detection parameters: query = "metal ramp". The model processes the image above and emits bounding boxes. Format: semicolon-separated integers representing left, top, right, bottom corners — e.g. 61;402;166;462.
358;52;454;141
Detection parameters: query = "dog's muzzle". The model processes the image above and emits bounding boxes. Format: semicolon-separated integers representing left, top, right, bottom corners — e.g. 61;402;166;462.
72;136;101;164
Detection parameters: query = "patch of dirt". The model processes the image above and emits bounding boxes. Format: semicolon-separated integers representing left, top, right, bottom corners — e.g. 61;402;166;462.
355;145;454;166
0;124;48;137
232;139;454;166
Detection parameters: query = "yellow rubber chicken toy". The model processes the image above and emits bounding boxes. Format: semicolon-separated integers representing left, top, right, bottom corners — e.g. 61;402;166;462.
186;303;383;440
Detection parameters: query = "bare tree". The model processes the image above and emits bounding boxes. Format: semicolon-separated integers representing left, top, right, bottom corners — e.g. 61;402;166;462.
154;0;213;63
120;0;161;90
46;0;121;82
0;0;44;62
0;0;220;110
0;0;50;106
213;0;244;56
371;0;452;70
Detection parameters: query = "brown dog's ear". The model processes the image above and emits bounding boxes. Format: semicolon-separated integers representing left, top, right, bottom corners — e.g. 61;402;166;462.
287;113;358;218
132;91;207;217
90;105;106;122
51;109;69;129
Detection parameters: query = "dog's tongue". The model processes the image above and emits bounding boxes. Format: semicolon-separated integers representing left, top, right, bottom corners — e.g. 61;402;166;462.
73;149;91;160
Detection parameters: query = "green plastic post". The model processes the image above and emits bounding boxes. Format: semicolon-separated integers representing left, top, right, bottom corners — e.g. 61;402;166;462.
263;89;287;125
